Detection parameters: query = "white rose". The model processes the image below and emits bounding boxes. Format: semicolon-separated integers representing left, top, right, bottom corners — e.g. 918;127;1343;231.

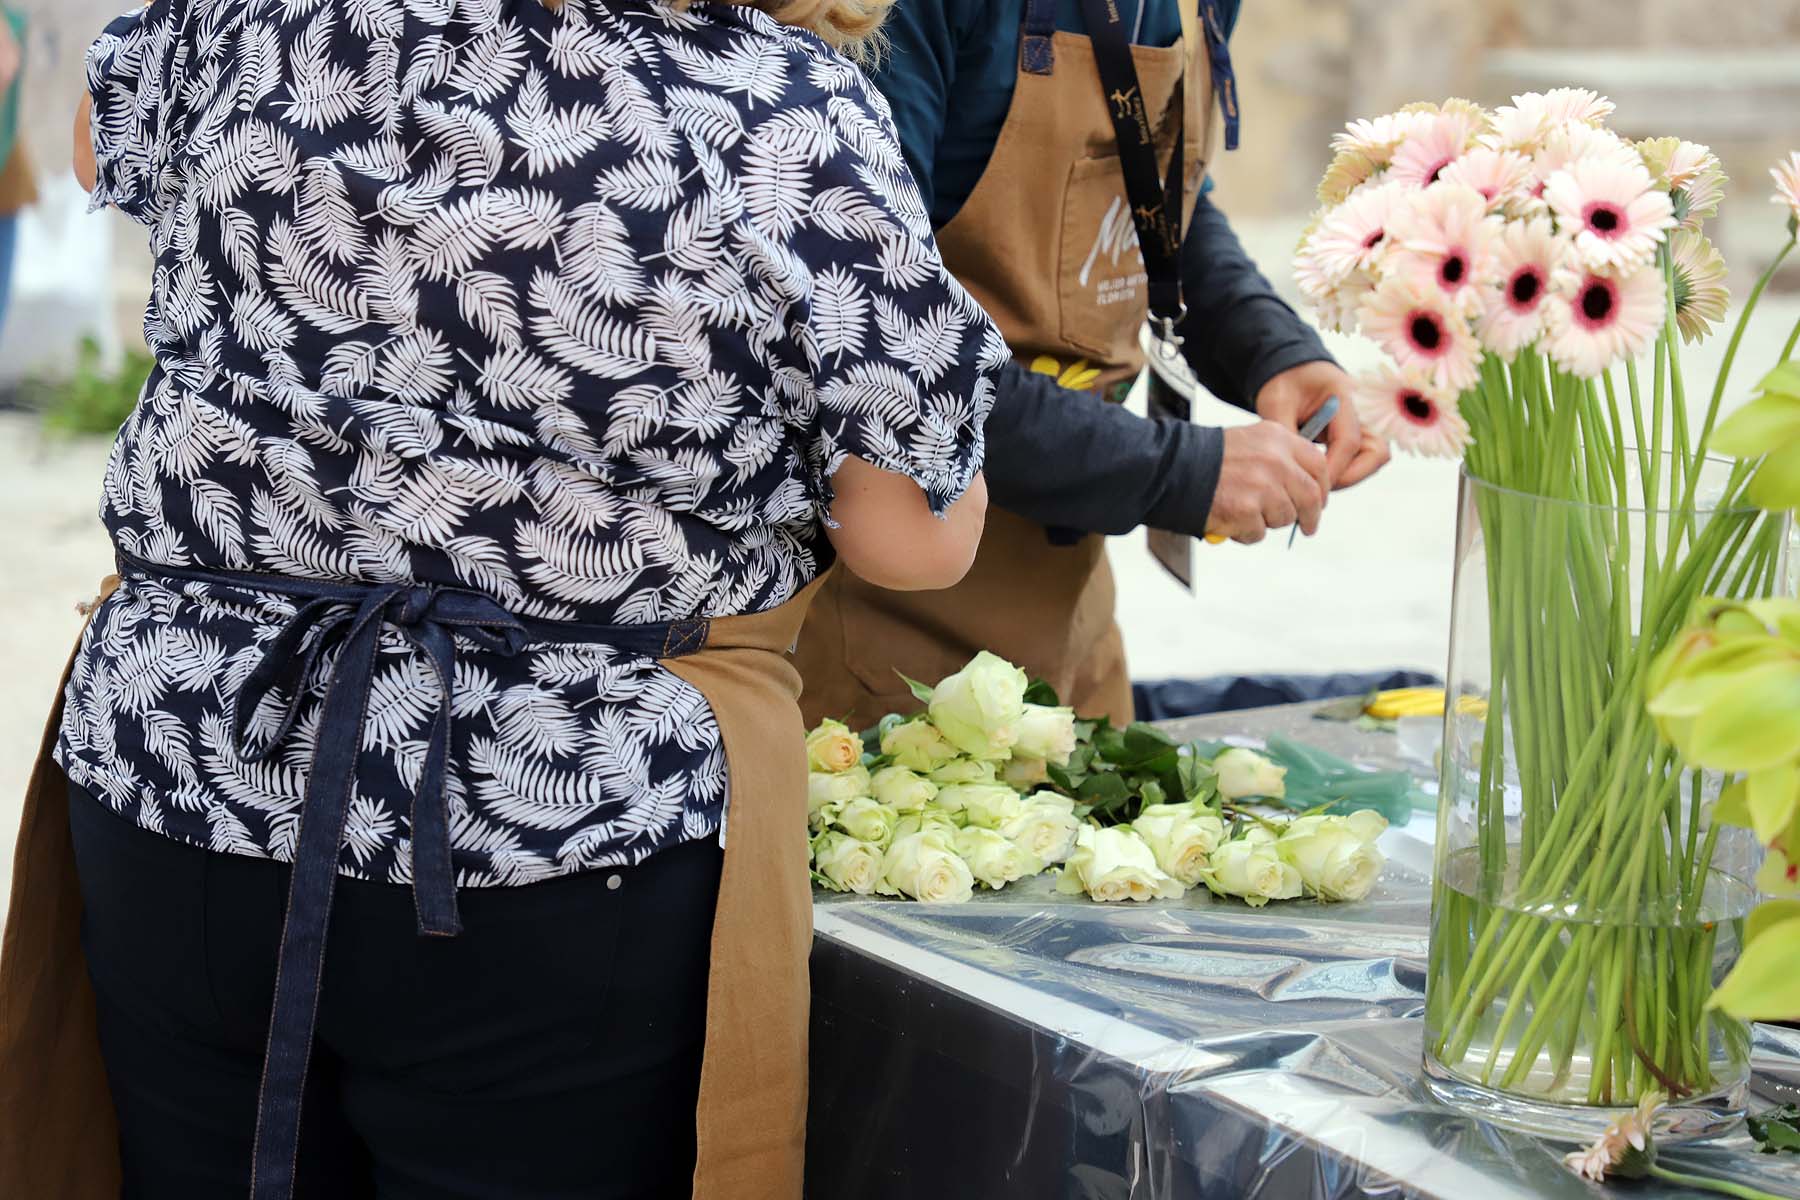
1130;804;1227;887
809;765;870;816
878;831;975;903
806;719;863;774
812;832;884;894
869;765;938;813
938;783;1022;829
953;827;1032;890
1276;812;1388;901
930;758;999;786
834;796;899;848
1002;755;1050;790
1055;825;1185;903
1000;792;1082;869
880;718;961;773
928;652;1028;760
1203;829;1303;907
893;806;960;842
1213;748;1287;801
1014;704;1077;766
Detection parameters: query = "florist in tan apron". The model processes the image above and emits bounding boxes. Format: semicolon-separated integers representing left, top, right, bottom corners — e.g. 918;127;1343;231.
0;0;995;1195
796;0;1224;729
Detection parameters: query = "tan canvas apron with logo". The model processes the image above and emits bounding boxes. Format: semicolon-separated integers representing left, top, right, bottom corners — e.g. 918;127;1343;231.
0;573;824;1199
794;1;1215;731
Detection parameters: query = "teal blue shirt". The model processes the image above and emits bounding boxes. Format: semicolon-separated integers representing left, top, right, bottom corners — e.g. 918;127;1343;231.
873;0;1241;227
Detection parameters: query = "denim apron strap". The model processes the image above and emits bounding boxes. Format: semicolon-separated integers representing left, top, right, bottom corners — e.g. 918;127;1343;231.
115;555;709;1200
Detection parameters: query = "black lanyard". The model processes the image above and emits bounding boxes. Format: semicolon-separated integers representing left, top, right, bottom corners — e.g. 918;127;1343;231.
1077;0;1187;345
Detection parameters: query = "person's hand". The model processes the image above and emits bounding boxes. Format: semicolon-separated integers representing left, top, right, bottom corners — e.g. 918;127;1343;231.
1205;422;1330;544
0;21;20;96
1254;360;1390;490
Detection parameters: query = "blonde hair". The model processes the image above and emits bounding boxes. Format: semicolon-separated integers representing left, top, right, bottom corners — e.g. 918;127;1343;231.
538;0;891;63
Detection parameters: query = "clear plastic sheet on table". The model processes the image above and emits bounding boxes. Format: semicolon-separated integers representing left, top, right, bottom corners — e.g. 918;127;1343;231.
805;838;1800;1200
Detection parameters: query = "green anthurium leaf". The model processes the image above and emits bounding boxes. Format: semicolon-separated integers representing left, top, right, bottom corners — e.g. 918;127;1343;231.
896;672;935;705
1707;918;1800;1020
1747;439;1800;510
1747;764;1800;843
1683;660;1800;770
1746;898;1800;947
1756;360;1800;400
1713;779;1753;828
1711;392;1800;457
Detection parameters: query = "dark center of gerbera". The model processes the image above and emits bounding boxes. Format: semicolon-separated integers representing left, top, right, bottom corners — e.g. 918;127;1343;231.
1426;158;1453;184
1580;279;1616;325
1441;255;1466;285
1409;313;1444;352
1401;392;1435;424
1509;268;1542;307
1363;230;1386;251
1587;203;1623;234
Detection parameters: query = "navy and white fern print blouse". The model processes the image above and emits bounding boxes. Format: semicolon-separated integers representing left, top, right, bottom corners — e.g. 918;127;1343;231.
57;0;1000;885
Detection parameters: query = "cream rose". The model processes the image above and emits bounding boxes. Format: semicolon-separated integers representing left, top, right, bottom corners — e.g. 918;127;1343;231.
834;796;899;848
806;718;863;774
893;806;960;842
808;765;870;817
1130;804;1227;887
1000;792;1083;869
869;765;938;813
1276;812;1388;901
938;783;1022;829
1213;748;1288;801
1014;704;1077;766
880;718;961;773
930;758;999;786
928;651;1028;759
1055;825;1185;903
812;832;884;894
878;831;975;903
953;827;1033;890
1002;755;1050;790
1203;828;1303;907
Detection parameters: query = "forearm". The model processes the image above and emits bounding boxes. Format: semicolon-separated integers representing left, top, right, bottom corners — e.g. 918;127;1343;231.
981;360;1223;538
1177;191;1333;409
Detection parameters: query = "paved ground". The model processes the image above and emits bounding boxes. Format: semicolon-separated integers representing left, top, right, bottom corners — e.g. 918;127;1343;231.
3;218;1796;909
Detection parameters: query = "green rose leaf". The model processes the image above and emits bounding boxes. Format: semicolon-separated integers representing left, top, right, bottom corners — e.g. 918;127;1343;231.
1748;1103;1800;1155
1022;678;1061;707
1708;916;1800;1020
897;672;935;705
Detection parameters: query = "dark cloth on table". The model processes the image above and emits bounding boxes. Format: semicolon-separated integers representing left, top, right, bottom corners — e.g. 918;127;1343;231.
1132;670;1443;721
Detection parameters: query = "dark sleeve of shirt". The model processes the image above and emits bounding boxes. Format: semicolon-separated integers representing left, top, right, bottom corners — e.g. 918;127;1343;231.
1175;190;1334;411
982;362;1224;538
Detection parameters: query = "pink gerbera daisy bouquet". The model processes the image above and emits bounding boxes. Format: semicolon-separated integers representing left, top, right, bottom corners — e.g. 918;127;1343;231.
1300;91;1800;1137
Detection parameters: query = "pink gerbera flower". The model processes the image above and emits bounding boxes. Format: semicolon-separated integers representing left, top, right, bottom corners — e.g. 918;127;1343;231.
1305;181;1402;282
1354;363;1470;458
1544;157;1675;272
1771;151;1800;228
1545;265;1666;378
1638;137;1726;230
1388;183;1499;314
1531;124;1643;200
1539;87;1616;126
1439;148;1535;213
1389;109;1484;189
1358;277;1481;393
1318;113;1421;203
1477;217;1566;357
1483;89;1614;155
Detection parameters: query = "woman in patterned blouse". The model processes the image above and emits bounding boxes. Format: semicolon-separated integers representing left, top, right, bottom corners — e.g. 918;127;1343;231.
61;0;995;1192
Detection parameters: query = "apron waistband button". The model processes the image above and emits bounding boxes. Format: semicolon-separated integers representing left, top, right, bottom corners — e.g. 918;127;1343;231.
606;874;623;891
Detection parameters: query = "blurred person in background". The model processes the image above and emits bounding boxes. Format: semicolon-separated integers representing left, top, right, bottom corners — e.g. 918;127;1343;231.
794;0;1392;729
0;4;34;339
0;0;993;1196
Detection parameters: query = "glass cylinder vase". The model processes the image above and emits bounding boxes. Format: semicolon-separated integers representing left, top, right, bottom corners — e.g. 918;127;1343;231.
1423;458;1787;1143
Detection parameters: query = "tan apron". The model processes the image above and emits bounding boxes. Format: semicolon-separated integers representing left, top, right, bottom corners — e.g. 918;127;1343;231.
794;3;1215;731
0;573;825;1199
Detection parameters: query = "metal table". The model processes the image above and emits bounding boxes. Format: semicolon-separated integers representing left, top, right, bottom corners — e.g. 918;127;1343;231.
805;702;1800;1199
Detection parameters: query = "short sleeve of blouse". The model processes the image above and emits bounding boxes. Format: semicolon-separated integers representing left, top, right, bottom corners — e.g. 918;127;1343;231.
85;0;180;224
762;75;1003;518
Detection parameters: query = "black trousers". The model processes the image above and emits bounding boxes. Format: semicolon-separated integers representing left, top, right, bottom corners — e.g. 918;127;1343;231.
67;784;723;1199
